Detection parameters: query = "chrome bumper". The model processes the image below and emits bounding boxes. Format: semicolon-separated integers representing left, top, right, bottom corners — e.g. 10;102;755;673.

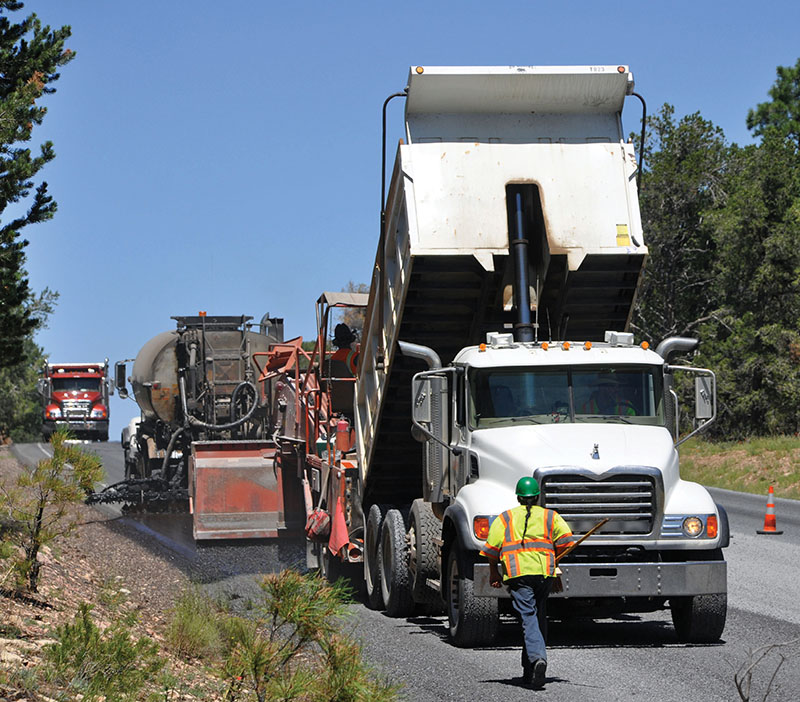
473;560;726;598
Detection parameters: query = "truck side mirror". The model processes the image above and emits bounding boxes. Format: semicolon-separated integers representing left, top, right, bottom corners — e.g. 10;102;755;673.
412;377;432;426
115;361;129;400
36;378;47;397
695;375;713;420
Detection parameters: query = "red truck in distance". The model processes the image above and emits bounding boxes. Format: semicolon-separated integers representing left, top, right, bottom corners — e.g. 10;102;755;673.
38;360;112;441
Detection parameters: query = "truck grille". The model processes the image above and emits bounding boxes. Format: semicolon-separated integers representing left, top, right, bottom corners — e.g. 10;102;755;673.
540;472;657;536
62;399;91;419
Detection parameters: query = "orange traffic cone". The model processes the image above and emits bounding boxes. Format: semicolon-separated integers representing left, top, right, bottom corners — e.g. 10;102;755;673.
756;485;783;535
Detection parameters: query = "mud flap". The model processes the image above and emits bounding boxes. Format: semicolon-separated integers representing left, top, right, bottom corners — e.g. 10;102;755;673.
189;440;303;540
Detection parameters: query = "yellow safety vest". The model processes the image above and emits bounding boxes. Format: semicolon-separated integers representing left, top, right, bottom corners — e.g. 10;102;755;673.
480;505;575;580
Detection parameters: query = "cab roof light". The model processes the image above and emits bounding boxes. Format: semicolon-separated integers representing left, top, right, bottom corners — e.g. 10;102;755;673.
486;332;515;348
584;341;592;350
541;342;549;351
561;341;570;351
641;340;650;350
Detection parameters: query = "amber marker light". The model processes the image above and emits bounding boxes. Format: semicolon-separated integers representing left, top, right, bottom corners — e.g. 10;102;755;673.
479;343;487;352
541;342;549;351
584;341;592;350
416;66;424;74
706;515;718;539
473;516;490;540
617;66;626;73
199;310;207;317
641;341;650;350
562;341;570;351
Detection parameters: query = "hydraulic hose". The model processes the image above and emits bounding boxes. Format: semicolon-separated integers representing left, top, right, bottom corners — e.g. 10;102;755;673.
179;376;260;431
162;426;185;485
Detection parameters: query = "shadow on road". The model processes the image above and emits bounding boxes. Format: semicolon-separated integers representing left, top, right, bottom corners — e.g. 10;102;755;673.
395;610;726;651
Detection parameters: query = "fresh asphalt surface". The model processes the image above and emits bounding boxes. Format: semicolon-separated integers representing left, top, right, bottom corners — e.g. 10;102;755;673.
12;441;800;701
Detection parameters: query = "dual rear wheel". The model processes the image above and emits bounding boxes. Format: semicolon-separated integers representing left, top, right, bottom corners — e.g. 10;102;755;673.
363;500;498;647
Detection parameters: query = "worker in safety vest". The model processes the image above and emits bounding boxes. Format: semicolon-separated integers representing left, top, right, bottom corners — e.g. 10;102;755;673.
581;375;636;416
480;477;575;689
330;323;359;375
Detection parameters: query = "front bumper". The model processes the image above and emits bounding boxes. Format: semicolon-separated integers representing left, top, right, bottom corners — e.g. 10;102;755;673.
44;420;108;436
473;560;726;598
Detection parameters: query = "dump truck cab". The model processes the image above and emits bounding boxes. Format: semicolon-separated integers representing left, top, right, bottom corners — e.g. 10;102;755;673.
407;330;726;645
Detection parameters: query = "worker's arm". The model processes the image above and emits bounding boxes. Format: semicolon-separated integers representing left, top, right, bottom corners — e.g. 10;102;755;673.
479;514;506;588
552;512;576;559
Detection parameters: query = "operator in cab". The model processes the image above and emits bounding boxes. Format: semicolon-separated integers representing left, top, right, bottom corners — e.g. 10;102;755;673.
480;477;575;689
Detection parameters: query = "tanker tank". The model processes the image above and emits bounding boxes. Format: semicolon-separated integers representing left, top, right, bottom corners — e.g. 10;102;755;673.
92;314;284;508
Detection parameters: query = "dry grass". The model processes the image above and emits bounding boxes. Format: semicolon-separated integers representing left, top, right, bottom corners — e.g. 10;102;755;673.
680;436;800;500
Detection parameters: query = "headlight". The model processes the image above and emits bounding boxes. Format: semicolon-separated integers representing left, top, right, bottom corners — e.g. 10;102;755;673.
682;516;704;537
46;407;61;419
90;406;107;419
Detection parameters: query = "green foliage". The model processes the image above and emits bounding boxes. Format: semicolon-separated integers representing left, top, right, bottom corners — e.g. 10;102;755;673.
695;128;800;438
634;62;800;438
42;602;165;702
747;58;800;152
166;585;227;659
0;2;73;368
217;570;397;702
0;288;57;442
0;429;103;591
632;104;730;343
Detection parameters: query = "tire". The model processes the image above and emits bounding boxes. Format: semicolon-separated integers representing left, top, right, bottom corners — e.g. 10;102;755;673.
364;504;386;610
670;593;727;643
446;546;498;647
379;508;414;617
409;499;441;606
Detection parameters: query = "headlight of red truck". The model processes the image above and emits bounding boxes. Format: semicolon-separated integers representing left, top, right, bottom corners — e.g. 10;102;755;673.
45;405;61;419
90;406;108;419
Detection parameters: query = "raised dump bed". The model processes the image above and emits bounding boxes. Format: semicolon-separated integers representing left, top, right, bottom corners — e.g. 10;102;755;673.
355;65;648;506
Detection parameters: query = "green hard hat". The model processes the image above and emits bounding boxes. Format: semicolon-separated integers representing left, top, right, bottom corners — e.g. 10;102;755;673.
515;476;540;498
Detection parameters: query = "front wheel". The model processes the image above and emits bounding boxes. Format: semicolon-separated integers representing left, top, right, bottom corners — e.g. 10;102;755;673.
670;593;727;643
446;547;498;647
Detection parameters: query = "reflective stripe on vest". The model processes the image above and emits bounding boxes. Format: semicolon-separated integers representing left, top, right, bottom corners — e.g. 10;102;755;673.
498;506;559;578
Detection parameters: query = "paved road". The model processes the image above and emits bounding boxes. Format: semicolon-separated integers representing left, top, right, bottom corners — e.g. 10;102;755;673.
11;442;800;700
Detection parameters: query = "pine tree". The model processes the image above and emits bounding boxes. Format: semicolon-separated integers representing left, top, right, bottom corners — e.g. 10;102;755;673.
0;1;74;368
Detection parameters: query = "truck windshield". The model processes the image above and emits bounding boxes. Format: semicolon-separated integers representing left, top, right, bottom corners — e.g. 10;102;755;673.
52;378;101;393
468;366;664;428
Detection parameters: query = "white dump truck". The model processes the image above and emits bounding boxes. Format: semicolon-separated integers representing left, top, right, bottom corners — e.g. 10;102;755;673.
289;65;727;647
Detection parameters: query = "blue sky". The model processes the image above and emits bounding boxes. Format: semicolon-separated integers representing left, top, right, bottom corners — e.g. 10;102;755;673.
19;0;800;438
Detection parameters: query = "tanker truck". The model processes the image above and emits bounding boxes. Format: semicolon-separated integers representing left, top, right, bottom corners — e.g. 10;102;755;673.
275;66;727;647
91;314;305;540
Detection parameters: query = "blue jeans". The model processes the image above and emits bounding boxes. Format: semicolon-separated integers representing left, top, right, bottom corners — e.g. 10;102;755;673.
508;575;551;666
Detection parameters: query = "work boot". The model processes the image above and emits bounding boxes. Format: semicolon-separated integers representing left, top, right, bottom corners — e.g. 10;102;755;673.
532;659;547;689
521;659;533;685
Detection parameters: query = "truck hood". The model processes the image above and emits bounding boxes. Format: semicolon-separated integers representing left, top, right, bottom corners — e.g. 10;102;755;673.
471;423;676;476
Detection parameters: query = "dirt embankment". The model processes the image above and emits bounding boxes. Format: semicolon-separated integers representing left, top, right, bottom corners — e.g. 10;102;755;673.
0;447;221;700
